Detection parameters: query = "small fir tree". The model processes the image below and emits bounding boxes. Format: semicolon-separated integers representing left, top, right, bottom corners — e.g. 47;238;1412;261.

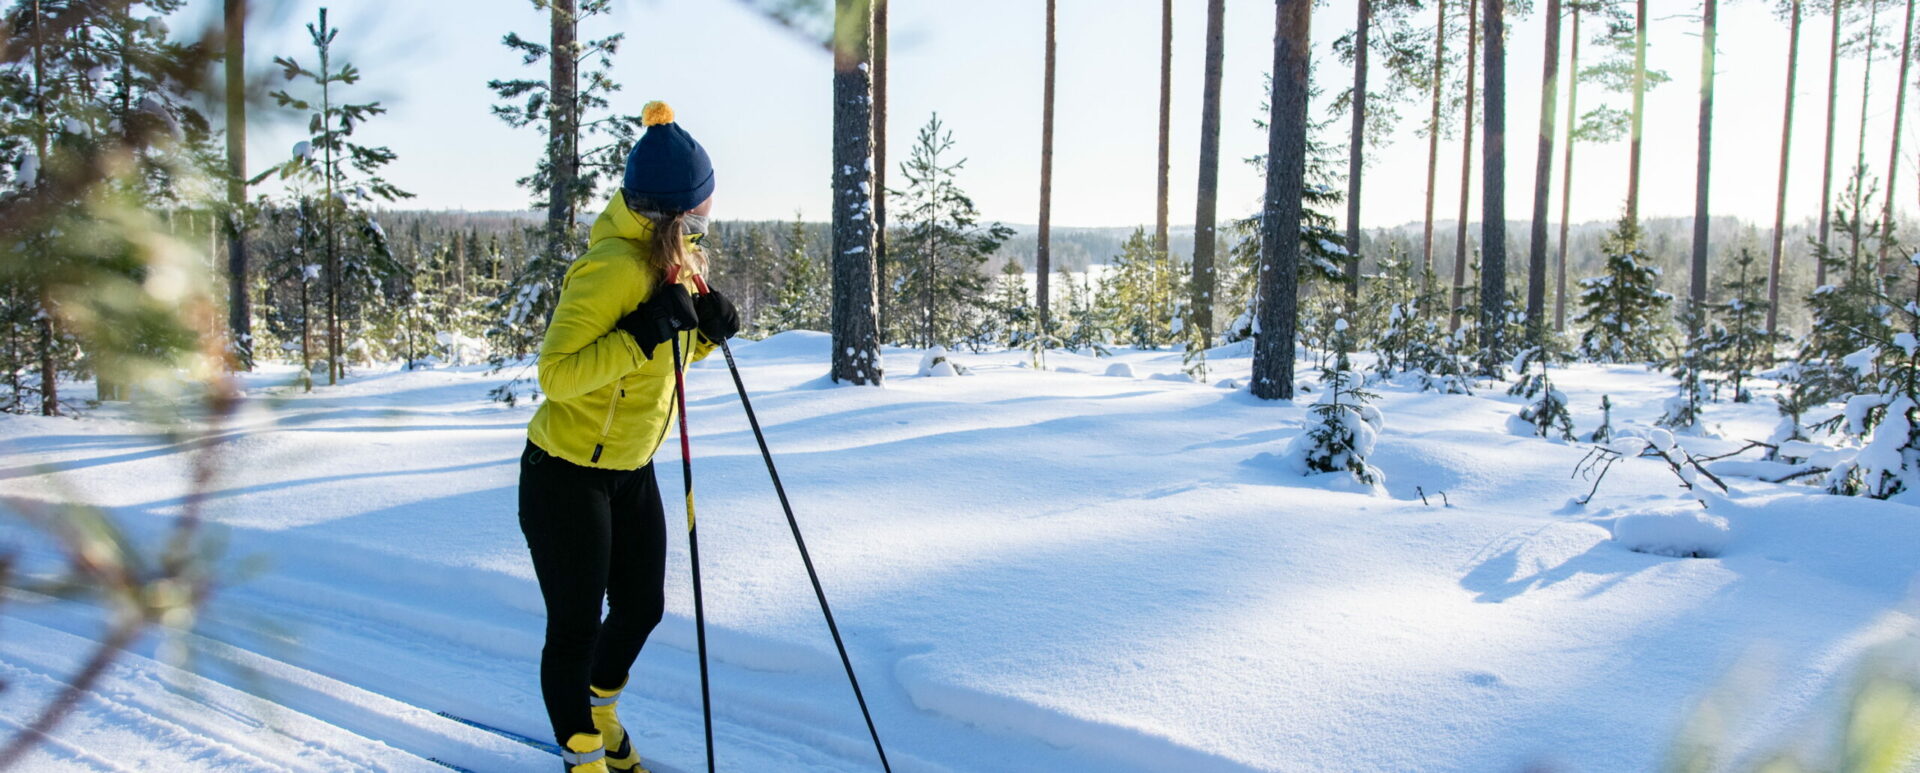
1699;246;1786;402
1658;302;1709;431
1824;257;1920;499
1574;214;1673;363
1286;318;1384;485
1509;345;1576;441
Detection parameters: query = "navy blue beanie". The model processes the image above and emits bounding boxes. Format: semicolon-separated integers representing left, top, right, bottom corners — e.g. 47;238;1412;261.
622;101;715;213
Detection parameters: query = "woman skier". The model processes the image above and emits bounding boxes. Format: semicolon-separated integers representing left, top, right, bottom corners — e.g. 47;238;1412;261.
518;101;739;773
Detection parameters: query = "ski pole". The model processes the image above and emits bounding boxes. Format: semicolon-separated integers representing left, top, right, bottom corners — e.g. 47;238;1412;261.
669;331;717;773
714;338;893;773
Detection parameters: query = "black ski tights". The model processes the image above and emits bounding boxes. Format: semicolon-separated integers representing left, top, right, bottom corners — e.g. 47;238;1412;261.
518;440;668;746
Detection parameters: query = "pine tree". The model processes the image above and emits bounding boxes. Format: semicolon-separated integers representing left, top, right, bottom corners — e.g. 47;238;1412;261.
1286;318;1385;484
1573;214;1672;362
223;0;251;369
1478;0;1509;377
486;0;643;366
890;113;1011;349
1700;246;1785;402
270;8;410;385
1253;0;1316;400
1803;170;1893;400
1658;302;1708;431
1191;0;1225;377
1557;0;1663;330
1225;74;1348;347
831;0;882;385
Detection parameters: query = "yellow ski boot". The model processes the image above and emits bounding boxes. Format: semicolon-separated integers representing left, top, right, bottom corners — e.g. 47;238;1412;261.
590;682;650;772
561;732;609;773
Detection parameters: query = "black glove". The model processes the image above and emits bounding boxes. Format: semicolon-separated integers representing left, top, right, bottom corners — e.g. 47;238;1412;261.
695;288;740;343
617;283;698;358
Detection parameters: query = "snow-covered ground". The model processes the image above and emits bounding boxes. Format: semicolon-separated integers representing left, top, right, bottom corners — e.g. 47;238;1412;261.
1;333;1916;772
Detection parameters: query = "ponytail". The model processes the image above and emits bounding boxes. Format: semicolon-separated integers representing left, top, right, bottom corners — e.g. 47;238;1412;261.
644;209;707;279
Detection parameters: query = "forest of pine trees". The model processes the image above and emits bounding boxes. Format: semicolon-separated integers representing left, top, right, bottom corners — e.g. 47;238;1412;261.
4;0;1920;499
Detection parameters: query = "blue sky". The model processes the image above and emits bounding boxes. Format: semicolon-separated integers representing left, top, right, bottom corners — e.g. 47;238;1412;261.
184;0;1912;231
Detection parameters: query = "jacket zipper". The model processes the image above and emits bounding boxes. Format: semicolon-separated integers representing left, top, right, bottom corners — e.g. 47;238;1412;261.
592;376;623;463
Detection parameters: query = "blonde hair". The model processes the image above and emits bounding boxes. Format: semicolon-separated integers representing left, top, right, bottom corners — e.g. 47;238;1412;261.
644;210;707;279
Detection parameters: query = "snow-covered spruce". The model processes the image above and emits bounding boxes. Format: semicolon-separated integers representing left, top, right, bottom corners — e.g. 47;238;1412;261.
1574;216;1672;364
1285;320;1384;488
1698;247;1784;403
1657;305;1708;433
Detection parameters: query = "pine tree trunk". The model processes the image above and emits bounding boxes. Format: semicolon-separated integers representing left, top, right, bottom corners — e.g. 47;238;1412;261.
874;0;889;342
1768;0;1802;334
1038;0;1056;337
224;0;250;371
1346;0;1371;300
1480;0;1507;373
1194;0;1225;340
1880;0;1914;272
321;12;339;386
1422;0;1447;293
1527;0;1560;345
1854;0;1881;272
1155;0;1173;328
31;0;56;416
1555;7;1580;332
1626;0;1647;225
1691;0;1716;311
832;0;881;385
1253;0;1314;401
300;278;312;391
548;0;578;275
1819;0;1844;284
1450;0;1480;333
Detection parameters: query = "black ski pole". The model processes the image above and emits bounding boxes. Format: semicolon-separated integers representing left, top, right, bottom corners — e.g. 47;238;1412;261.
716;339;892;773
670;333;717;773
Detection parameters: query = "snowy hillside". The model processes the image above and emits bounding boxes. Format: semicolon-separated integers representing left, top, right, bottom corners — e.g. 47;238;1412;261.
1;333;1916;772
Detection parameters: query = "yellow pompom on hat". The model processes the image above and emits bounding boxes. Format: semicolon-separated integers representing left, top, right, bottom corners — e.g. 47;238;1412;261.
624;100;713;211
641;100;674;127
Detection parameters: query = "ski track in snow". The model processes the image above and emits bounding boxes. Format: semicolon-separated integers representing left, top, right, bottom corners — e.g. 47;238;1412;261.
0;332;1917;772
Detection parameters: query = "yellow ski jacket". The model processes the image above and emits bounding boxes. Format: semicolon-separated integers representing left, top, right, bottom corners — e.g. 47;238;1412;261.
527;191;714;470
